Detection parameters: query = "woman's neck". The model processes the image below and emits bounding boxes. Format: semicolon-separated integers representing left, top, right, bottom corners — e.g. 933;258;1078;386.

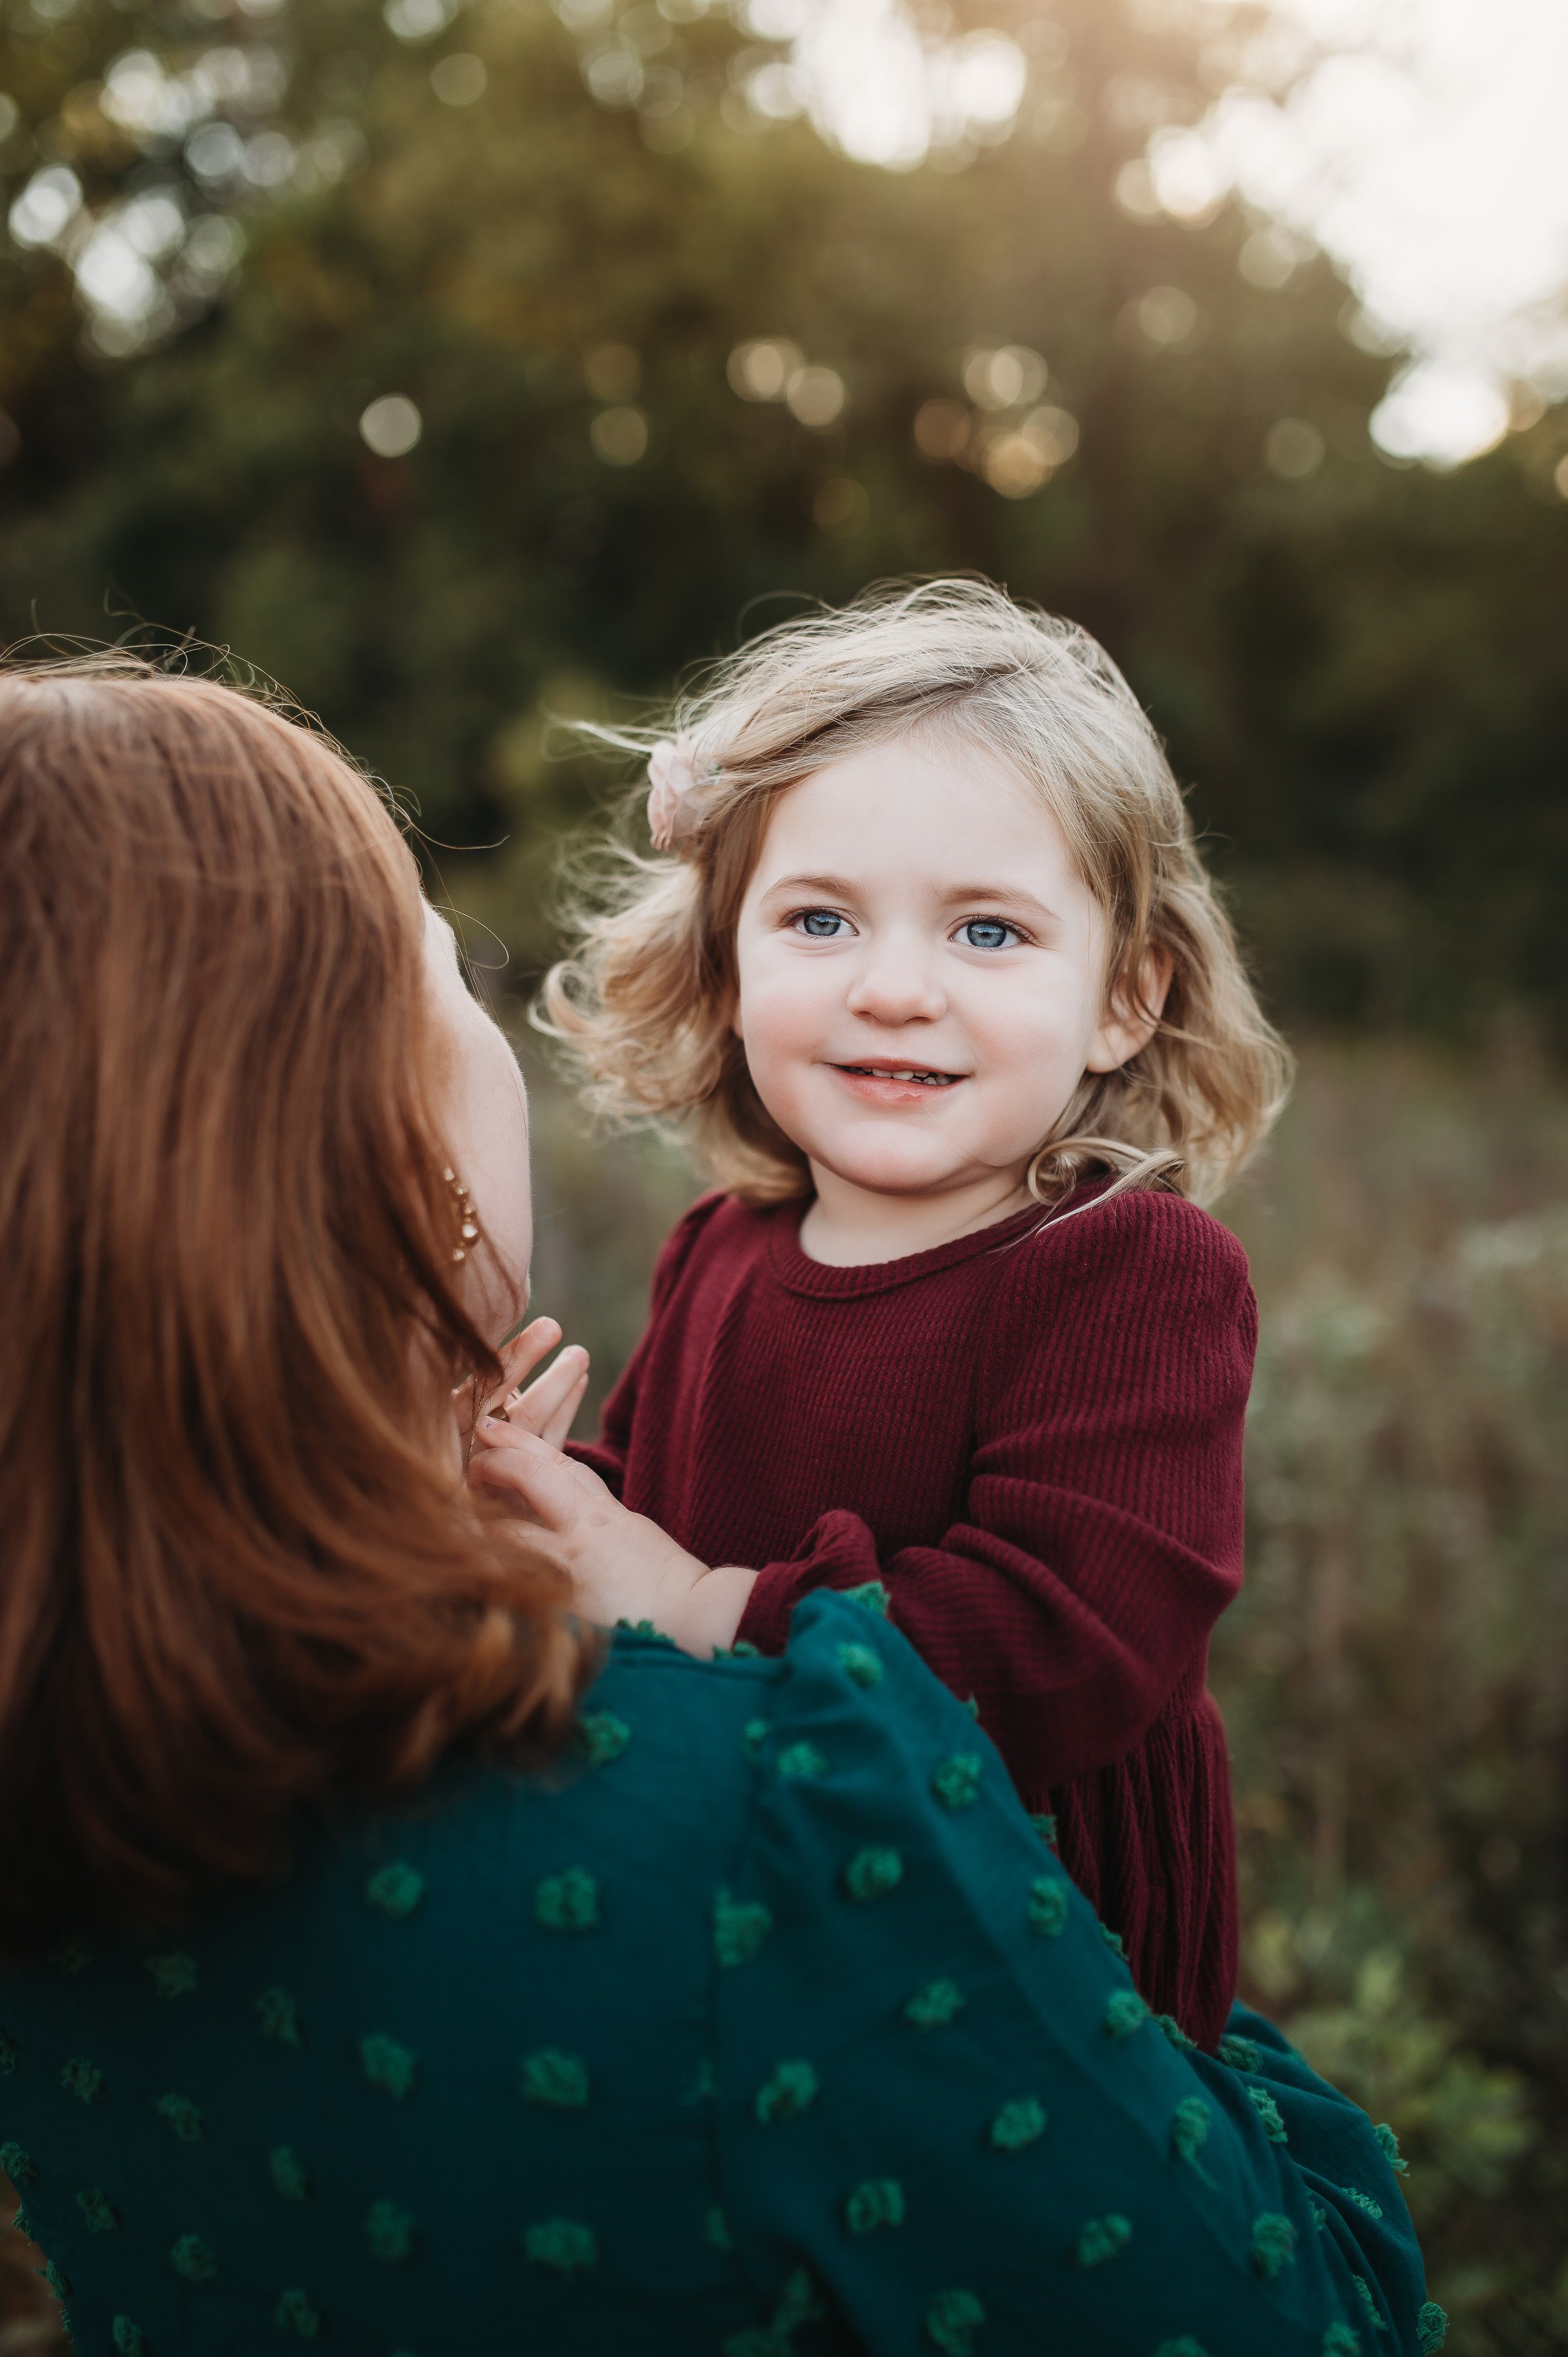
797;1165;1033;1267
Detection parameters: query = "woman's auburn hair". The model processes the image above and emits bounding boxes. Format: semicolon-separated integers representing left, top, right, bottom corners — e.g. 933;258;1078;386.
541;578;1293;1207
0;656;592;1958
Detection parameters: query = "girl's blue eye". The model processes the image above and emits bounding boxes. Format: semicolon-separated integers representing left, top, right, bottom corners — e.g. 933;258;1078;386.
798;909;846;939
960;918;1017;951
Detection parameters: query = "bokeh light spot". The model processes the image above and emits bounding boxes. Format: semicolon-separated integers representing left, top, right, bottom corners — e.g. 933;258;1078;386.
946;32;1027;133
727;339;803;401
962;345;1047;410
384;0;458;39
743;0;804;33
748;61;806;119
1116;285;1202;354
1239;226;1306;290
1147;127;1228;225
186;122;245;181
982;433;1048;498
787;365;845;427
1370;363;1510;470
1021;404;1079;466
243;131;294;187
360;395;423;458
1113;159;1161;221
585;46;644;105
1264;417;1326;479
8;167;82;250
431;54;487;105
590;405;649;464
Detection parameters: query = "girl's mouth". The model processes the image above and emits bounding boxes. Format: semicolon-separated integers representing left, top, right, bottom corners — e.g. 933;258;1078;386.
832;1063;963;1090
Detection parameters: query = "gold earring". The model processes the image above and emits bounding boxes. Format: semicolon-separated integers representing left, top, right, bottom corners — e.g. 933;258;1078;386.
444;1166;480;1263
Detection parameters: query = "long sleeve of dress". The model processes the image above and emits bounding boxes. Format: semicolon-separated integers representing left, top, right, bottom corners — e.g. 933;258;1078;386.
715;1592;1438;2357
734;1191;1254;1796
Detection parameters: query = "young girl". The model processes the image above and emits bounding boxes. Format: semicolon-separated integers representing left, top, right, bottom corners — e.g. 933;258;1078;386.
480;578;1290;2053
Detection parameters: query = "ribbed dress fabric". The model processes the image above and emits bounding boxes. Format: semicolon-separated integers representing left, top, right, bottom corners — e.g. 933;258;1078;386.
569;1183;1256;2051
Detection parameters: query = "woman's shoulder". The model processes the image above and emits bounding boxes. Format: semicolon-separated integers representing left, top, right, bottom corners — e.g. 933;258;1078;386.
0;1639;779;2351
0;1632;780;2023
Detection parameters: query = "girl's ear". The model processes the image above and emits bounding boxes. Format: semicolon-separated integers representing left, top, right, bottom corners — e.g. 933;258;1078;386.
1085;944;1173;1074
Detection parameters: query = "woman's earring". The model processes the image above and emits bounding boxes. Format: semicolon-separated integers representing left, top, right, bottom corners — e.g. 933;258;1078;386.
444;1167;480;1263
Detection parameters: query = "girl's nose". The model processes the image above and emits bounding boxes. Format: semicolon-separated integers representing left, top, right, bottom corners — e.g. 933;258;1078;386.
844;941;948;1025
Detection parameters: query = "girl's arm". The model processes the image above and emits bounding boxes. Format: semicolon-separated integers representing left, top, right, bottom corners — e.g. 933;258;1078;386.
735;1191;1254;1793
712;1591;1439;2357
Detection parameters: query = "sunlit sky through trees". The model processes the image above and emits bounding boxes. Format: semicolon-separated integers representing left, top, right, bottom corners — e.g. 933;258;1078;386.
4;0;1564;468
801;0;1568;467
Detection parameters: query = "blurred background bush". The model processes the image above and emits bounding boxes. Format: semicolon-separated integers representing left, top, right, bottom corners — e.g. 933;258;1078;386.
1;0;1564;2344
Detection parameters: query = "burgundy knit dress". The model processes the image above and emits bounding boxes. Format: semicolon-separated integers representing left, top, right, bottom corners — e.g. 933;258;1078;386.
569;1182;1255;2050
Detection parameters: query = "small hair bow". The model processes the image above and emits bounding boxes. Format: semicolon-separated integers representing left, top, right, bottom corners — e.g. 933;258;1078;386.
647;738;698;852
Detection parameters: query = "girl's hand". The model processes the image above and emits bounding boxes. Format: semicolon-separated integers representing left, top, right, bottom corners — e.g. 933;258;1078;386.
469;1319;591;1450
470;1419;756;1658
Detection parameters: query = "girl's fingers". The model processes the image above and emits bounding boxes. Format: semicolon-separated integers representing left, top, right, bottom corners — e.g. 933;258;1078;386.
477;1319;562;1422
470;1420;595;1531
539;1368;590;1452
508;1344;590;1437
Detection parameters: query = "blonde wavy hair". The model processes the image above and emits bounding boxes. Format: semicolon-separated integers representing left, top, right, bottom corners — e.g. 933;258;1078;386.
539;578;1291;1208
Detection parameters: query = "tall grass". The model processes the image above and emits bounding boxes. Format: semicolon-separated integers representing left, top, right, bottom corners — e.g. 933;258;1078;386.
3;1037;1562;2350
1219;1043;1568;2353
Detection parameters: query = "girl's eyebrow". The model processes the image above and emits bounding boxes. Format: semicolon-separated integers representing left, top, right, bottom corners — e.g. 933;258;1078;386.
760;871;860;898
940;882;1059;922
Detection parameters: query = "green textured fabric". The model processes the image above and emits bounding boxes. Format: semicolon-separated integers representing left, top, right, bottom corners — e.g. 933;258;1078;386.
0;1595;1430;2354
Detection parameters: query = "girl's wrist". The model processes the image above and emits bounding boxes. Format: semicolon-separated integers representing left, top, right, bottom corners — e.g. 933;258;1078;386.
669;1563;758;1658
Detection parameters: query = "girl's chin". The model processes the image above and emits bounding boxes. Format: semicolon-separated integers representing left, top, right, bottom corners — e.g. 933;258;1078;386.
812;1148;1007;1199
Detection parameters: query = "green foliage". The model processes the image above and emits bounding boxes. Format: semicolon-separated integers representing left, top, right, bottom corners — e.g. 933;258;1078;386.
2;0;1566;1035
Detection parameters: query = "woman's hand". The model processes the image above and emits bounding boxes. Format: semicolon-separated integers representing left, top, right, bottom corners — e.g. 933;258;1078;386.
465;1318;591;1449
469;1419;757;1658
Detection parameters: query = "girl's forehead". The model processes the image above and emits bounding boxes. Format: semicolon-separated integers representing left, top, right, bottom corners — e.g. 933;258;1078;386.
759;733;1071;859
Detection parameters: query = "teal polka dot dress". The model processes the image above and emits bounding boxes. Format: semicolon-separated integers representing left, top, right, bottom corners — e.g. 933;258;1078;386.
0;1596;1436;2354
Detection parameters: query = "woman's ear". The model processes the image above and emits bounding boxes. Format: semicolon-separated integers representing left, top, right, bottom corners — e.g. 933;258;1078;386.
1085;944;1173;1074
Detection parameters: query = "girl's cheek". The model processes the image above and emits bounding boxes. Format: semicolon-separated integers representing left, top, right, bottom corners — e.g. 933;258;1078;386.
744;966;827;1050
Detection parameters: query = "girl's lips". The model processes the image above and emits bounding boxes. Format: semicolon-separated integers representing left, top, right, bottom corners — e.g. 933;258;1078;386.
829;1062;966;1105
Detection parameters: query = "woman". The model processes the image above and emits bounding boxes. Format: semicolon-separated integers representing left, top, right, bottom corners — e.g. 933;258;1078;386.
0;660;1439;2356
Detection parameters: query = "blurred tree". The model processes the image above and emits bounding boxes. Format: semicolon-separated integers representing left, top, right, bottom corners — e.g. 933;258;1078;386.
2;0;1565;1033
